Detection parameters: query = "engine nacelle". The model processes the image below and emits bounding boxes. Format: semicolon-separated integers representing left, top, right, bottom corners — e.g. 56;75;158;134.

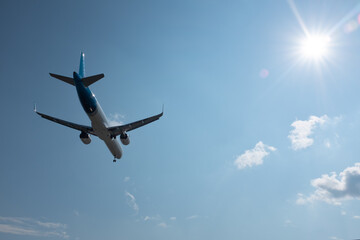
80;132;91;144
120;133;130;145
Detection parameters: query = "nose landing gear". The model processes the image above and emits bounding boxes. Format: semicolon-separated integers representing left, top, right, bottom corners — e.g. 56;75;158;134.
113;156;116;163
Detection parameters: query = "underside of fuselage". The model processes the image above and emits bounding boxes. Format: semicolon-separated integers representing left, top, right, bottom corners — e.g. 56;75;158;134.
87;104;123;159
74;66;123;160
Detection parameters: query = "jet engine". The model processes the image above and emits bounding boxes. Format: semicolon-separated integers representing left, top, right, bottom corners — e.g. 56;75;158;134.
120;133;130;145
80;132;91;144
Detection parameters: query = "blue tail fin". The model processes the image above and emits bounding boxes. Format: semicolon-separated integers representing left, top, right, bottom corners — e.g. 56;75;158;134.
49;52;104;87
79;52;85;78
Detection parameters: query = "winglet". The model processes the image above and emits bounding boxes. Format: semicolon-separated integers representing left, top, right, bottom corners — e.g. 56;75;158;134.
33;103;42;117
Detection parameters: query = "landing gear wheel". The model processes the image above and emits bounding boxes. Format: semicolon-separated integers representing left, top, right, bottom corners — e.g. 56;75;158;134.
113;158;116;163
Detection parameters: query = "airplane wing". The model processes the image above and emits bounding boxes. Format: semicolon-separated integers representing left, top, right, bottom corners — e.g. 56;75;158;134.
35;110;96;136
107;111;163;137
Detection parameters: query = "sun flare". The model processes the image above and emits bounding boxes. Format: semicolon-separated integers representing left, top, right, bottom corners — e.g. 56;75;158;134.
300;35;331;60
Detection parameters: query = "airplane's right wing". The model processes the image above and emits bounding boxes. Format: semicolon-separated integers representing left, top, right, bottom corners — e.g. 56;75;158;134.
35;110;96;136
107;111;163;137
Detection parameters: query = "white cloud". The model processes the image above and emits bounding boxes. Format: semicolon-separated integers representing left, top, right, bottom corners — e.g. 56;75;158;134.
186;215;199;220
143;215;160;221
353;215;360;219
234;141;276;169
288;115;328;150
123;177;130;182
73;210;79;217
158;222;167;228
35;221;65;229
330;237;343;240
284;219;294;227
108;113;124;126
0;224;40;236
297;163;360;205
0;217;68;239
125;191;139;213
143;215;171;228
324;139;331;148
341;211;346;215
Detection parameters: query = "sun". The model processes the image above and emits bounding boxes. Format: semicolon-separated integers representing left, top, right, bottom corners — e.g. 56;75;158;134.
300;34;331;61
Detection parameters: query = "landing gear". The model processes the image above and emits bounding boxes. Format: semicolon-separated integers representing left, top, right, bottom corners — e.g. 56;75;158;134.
113;157;116;163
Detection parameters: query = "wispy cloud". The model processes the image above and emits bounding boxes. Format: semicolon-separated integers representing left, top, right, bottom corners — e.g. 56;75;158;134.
0;217;68;239
284;219;293;227
108;113;124;126
73;210;79;217
234;141;276;169
142;215;169;228
353;215;360;219
157;222;167;228
125;191;139;214
324;139;331;148
169;217;176;221
143;215;160;221
330;237;343;240
186;215;199;220
288;115;328;150
144;216;151;221
123;177;130;182
296;163;360;205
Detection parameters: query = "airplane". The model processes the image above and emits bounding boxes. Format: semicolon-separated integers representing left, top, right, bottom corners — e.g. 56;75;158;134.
35;52;163;162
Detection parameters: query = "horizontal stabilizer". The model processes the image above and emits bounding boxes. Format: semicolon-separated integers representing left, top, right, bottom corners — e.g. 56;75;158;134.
82;73;104;87
49;73;74;86
49;73;104;87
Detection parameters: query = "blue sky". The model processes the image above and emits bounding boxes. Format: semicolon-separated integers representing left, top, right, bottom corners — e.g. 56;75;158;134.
1;0;360;239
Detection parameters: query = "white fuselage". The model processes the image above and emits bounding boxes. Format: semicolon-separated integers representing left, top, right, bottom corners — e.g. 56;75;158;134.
73;68;123;160
88;103;123;159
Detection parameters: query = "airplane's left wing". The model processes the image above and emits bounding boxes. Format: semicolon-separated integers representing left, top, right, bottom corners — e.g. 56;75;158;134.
35;110;96;136
107;111;163;137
